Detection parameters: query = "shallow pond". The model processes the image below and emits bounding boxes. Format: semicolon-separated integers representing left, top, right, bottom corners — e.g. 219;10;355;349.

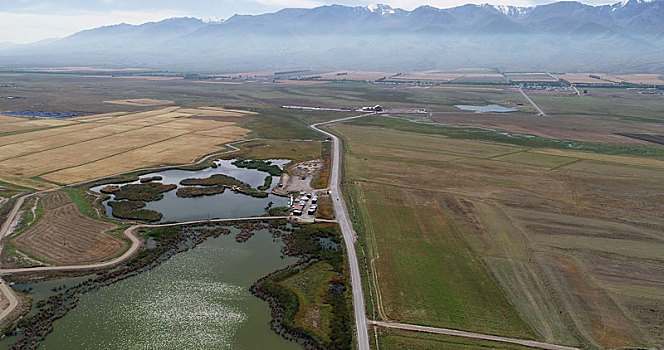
454;104;517;113
92;159;290;223
6;229;299;350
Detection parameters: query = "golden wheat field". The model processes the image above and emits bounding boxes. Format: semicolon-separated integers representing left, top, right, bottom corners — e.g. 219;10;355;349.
0;106;250;188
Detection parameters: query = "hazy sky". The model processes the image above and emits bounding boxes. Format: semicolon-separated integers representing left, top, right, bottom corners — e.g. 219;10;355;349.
2;0;620;43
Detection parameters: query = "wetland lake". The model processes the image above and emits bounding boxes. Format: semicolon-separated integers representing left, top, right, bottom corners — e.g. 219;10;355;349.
7;229;299;349
91;159;290;223
5;159;302;349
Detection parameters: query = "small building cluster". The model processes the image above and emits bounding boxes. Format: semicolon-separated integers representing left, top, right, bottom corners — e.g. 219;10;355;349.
291;191;318;216
359;105;383;112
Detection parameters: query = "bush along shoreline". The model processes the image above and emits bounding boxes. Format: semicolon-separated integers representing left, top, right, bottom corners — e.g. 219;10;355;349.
250;224;352;350
3;221;351;350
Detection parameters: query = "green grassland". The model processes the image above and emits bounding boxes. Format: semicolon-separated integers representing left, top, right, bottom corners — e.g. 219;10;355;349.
252;224;352;349
279;261;337;341
352;115;664;158
227;140;324;164
333;123;664;349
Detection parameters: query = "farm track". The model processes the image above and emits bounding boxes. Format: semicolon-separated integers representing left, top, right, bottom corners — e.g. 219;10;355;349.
370;321;579;350
0;216;290;276
0;136;328;327
0;138;261;326
519;87;548;117
0;119;587;350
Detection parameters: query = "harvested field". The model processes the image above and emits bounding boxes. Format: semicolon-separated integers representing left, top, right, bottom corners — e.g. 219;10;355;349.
302;71;395;82
553;73;618;85
392;71;506;83
32;67;146;73
0;106;250;187
335;123;664;348
276;80;330;85
559;73;664;85
104;98;175;107
0;115;75;134
12;192;126;265
612;74;664;85
504;73;558;82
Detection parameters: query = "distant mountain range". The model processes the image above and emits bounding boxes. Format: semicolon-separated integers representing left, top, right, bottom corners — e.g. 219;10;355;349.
1;1;663;72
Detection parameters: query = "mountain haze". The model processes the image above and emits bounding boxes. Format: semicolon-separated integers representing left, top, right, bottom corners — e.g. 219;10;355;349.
2;1;663;72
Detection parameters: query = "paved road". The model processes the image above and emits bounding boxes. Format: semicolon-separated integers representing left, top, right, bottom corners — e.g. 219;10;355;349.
311;114;371;350
519;86;548;117
371;321;579;350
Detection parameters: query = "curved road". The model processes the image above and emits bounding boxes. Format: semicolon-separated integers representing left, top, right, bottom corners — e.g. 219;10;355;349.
311;114;372;350
0;216;289;276
0;113;585;350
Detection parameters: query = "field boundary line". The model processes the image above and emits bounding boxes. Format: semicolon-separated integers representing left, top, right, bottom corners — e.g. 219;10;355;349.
370;320;579;350
547;158;582;171
0;118;180;161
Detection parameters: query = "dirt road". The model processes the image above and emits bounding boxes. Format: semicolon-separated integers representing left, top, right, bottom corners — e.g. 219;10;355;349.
311;114;372;350
0;215;290;326
0;216;289;276
0;278;19;324
371;321;579;350
519;86;548;117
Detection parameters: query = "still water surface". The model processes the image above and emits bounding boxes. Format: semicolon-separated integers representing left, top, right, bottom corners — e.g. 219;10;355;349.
454;104;517;113
91;159;290;223
31;229;299;349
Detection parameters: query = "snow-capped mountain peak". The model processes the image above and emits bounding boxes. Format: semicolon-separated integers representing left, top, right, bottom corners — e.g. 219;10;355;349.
367;4;396;15
490;4;531;16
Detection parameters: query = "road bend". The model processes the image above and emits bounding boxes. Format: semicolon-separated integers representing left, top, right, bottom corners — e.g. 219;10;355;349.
0;216;289;276
311;114;372;350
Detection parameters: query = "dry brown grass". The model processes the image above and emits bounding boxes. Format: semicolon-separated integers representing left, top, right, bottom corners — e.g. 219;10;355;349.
531;149;664;169
553;73;619;84
335;124;664;348
42;130;246;184
0;106;251;187
303;71;395;82
12;192;126;265
393;71;506;82
0;115;74;134
612;74;664;85
104;98;175;107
